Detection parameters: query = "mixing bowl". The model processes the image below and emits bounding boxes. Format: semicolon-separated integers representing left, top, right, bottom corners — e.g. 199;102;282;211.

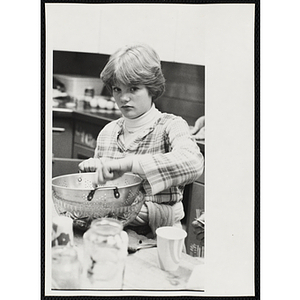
52;172;145;230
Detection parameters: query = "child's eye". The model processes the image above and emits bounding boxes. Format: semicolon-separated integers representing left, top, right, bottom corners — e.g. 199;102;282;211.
130;86;139;93
112;87;121;93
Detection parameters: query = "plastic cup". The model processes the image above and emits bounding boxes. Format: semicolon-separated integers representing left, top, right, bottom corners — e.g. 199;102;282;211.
156;226;187;272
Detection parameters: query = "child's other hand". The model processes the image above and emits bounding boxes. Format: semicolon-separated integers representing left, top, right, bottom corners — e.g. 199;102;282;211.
190;116;205;135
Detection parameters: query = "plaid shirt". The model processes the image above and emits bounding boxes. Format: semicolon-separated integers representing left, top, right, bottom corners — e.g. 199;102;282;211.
94;113;204;205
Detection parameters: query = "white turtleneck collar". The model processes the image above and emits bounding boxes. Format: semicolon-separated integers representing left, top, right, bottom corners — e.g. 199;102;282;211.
123;104;161;134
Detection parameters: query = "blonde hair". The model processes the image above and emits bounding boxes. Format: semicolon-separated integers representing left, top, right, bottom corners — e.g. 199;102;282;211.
100;44;165;101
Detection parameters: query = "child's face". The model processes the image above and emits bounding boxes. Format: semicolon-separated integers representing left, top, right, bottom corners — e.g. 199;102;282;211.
112;83;152;119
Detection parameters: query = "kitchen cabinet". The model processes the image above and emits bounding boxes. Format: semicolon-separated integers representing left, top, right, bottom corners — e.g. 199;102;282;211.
53;108;118;161
184;171;205;258
73;119;110;159
52;115;74;158
52;158;83;178
73;144;94;160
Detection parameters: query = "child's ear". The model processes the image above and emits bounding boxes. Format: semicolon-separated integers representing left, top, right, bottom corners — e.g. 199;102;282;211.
147;89;155;101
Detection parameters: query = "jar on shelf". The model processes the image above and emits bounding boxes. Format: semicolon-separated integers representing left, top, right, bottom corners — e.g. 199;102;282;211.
82;218;128;289
52;245;82;290
84;87;95;101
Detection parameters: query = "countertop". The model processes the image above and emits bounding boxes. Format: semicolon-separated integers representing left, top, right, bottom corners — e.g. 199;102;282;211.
52;105;205;152
53;106;121;124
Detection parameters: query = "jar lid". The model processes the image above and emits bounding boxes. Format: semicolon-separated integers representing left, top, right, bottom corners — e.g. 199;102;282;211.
90;218;123;236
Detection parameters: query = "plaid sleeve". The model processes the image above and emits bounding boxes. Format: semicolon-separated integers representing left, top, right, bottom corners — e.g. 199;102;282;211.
138;117;204;195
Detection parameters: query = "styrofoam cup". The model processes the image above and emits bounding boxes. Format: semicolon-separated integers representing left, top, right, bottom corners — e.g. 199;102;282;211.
156;226;187;272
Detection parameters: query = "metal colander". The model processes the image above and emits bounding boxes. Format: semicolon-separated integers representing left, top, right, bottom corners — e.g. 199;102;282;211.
52;172;145;230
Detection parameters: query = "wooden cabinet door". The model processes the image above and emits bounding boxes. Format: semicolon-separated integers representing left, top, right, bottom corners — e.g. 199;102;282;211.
52;158;83;178
73;144;94;159
53;118;74;158
185;182;205;257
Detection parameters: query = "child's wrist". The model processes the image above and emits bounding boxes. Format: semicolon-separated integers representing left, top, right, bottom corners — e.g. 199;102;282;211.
132;158;145;177
121;157;134;172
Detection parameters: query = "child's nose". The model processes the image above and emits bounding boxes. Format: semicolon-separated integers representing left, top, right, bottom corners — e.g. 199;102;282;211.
120;93;130;102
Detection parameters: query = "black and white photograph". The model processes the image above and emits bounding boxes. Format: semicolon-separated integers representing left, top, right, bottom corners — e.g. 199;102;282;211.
6;1;300;299
42;1;257;298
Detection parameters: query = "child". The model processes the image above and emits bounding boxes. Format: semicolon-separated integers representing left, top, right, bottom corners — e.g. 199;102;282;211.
79;44;204;236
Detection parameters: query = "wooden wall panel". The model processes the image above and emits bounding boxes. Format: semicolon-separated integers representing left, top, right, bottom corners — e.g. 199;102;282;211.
156;97;204;126
157;62;205;125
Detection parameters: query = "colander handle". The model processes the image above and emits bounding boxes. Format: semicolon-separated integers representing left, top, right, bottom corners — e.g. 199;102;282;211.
87;186;120;201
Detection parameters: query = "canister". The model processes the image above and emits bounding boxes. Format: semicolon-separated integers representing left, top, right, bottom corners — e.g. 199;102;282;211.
83;218;128;289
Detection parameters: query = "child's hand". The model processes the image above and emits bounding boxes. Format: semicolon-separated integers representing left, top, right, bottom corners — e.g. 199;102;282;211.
190;116;205;135
97;157;133;183
78;158;103;173
78;157;134;184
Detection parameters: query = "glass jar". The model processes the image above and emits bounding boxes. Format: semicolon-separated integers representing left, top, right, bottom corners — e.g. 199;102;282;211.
52;246;81;289
83;218;128;289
